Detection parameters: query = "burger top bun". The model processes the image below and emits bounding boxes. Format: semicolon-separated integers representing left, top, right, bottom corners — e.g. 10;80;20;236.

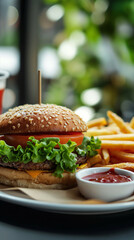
0;104;87;134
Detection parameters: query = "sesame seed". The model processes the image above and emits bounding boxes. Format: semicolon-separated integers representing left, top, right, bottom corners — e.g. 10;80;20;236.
16;113;21;117
12;126;16;129
41;119;44;122
8;120;12;124
26;124;29;128
46;124;49;127
41;125;44;128
38;117;40;120
17;123;21;128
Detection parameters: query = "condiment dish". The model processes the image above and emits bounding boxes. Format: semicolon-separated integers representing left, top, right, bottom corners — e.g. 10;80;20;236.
76;167;134;202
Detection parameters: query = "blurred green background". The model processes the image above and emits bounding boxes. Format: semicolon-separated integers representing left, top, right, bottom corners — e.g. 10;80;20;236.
0;0;134;122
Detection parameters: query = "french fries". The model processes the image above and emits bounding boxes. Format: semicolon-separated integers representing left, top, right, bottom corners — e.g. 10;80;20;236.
84;128;118;137
87;154;102;167
93;163;104;167
109;158;121;164
101;140;134;151
101;149;110;165
85;110;134;172
87;117;107;128
109;151;134;163
130;117;134;128
103;162;134;172
107;111;134;133
99;134;134;141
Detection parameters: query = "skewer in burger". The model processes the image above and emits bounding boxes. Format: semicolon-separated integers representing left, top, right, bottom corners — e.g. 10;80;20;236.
0;104;101;189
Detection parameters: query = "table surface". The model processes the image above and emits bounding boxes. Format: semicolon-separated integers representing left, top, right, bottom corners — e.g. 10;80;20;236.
1;199;134;240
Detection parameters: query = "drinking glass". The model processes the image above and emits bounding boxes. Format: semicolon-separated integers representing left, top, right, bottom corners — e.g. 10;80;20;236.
0;70;9;114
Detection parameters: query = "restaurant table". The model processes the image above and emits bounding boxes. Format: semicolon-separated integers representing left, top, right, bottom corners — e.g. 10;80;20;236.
1;199;134;240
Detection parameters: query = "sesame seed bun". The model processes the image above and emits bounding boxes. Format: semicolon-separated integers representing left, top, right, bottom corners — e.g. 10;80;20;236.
0;104;87;134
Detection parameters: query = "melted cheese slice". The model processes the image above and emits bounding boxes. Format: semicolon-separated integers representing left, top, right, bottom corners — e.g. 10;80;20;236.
77;163;88;169
26;170;53;179
26;170;43;179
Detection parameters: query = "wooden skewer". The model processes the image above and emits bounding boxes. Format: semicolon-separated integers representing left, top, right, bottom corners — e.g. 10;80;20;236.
38;70;42;104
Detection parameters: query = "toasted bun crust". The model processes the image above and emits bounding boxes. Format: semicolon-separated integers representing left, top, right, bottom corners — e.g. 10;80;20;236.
0;104;87;134
0;167;76;189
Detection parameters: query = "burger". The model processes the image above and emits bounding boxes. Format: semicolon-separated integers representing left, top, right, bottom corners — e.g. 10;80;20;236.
0;104;101;189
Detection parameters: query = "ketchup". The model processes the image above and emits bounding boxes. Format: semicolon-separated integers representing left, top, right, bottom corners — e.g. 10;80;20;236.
83;168;132;183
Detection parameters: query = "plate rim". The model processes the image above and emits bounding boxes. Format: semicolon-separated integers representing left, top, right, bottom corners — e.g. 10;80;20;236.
1;190;134;215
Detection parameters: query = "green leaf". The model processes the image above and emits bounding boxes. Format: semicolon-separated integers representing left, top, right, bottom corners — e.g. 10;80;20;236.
76;136;101;157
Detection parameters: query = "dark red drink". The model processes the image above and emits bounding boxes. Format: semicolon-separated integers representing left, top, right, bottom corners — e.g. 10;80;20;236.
0;88;4;114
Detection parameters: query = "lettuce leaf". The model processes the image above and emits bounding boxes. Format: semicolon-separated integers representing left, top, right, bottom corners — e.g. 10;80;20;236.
0;136;101;177
76;136;101;157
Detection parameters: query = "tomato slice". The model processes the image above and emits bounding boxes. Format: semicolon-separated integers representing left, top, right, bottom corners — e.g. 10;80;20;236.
0;133;84;148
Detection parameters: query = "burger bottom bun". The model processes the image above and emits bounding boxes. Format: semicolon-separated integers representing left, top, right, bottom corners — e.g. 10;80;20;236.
0;167;77;189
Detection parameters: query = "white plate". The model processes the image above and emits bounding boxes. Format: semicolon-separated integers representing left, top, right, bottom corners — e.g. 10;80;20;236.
1;191;134;215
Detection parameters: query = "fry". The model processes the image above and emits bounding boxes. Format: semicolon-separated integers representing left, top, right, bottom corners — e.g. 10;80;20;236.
103;162;134;172
87;118;107;128
110;150;134;163
101;140;134;151
107;111;134;133
84;128;117;137
110;158;122;164
93;163;104;167
99;134;134;141
130;117;134;128
87;154;102;167
101;149;110;164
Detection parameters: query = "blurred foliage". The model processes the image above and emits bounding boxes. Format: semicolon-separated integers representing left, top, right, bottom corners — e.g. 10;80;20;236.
1;0;134;120
43;0;134;120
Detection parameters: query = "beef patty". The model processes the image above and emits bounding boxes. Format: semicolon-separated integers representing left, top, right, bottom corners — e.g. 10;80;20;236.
0;155;88;171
